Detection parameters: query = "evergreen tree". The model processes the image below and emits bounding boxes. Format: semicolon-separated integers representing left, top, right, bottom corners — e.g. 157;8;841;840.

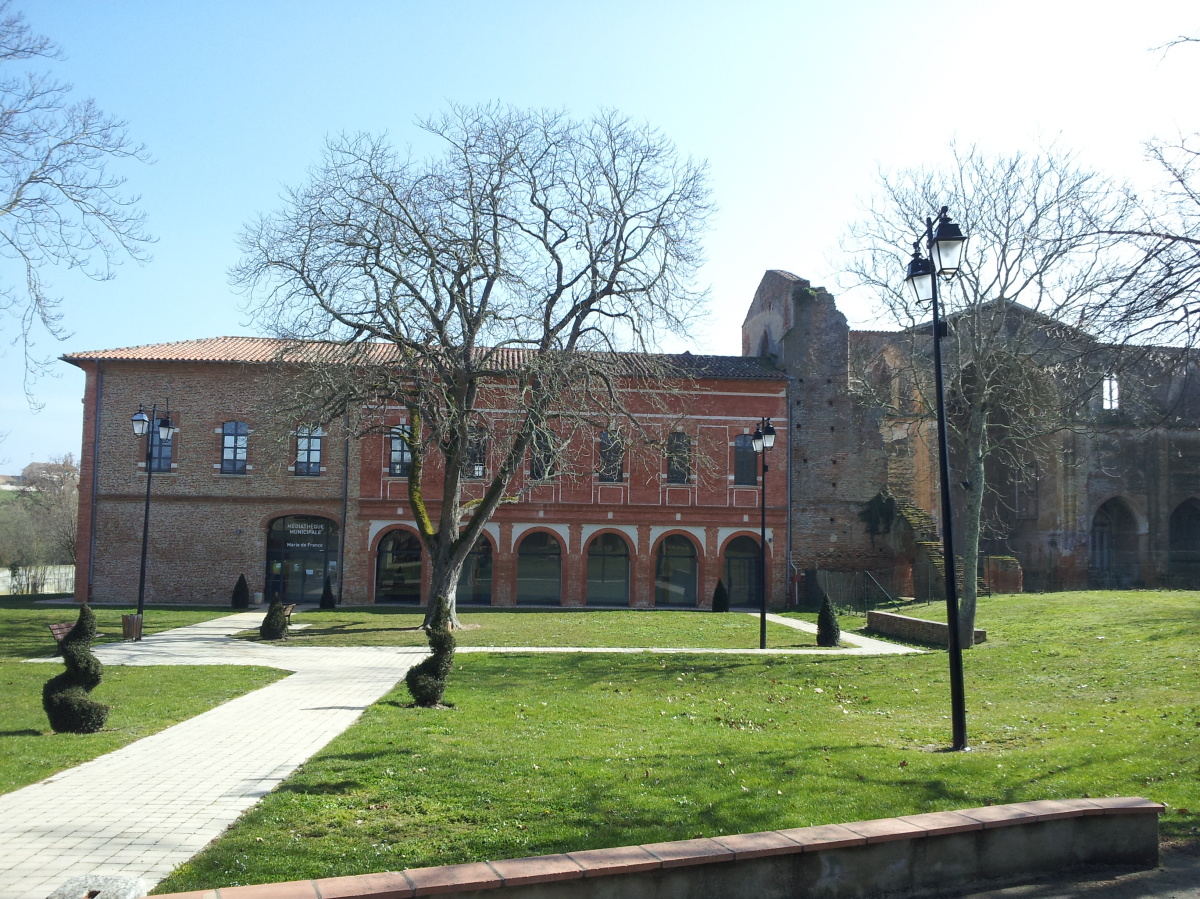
817;596;841;647
406;596;456;707
259;593;288;640
43;604;109;733
231;573;250;609
711;578;730;612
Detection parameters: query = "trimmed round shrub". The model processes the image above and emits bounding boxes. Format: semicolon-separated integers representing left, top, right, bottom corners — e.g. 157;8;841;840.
319;575;336;609
43;604;110;733
231;573;250;609
711;578;730;612
406;595;456;707
817;595;841;647
259;594;288;640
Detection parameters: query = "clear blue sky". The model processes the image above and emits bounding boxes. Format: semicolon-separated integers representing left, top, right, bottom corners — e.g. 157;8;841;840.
1;0;1196;473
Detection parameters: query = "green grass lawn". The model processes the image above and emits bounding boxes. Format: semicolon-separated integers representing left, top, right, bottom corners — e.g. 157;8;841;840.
157;590;1200;892
274;606;827;649
0;598;285;795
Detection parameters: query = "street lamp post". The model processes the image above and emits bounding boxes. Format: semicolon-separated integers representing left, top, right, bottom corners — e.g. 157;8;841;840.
904;205;969;751
131;403;178;641
751;418;776;650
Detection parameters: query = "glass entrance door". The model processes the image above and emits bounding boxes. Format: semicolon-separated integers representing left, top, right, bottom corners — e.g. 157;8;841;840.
266;516;339;603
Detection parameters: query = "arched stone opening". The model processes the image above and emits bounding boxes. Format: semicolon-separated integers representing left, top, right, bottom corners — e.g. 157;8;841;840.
1090;498;1140;588
376;530;423;604
586;532;630;605
723;534;761;607
655;534;699;607
456;535;494;605
517;531;562;605
1169;498;1200;588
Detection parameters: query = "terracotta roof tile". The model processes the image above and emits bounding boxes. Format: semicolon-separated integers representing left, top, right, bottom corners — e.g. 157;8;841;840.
62;338;788;381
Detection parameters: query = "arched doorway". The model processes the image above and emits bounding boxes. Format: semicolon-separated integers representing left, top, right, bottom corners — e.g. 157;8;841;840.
655;534;698;607
724;535;761;607
586;533;630;605
1090;498;1139;588
517;532;561;605
265;515;339;604
376;531;423;604
456;537;494;605
1169;499;1200;588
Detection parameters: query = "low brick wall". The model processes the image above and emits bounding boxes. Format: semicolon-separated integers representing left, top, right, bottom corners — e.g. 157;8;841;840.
155;797;1160;899
867;609;987;645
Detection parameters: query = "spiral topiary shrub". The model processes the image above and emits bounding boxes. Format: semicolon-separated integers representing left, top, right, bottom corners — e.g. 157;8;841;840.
259;594;288;640
231;573;250;609
406;595;456;707
319;575;336;609
817;595;841;647
711;578;730;612
43;604;109;733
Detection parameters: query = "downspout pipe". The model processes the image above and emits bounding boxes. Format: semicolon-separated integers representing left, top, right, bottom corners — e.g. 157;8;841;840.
87;365;103;601
338;411;350;605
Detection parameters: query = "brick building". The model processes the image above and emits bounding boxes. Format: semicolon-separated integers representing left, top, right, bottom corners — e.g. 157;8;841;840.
66;339;788;608
68;270;1200;608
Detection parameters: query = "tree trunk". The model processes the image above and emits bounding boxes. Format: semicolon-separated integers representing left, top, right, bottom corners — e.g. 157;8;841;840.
957;421;987;648
423;557;464;630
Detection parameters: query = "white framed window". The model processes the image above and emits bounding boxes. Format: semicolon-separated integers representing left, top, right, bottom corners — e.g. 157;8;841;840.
295;426;323;476
1102;375;1119;411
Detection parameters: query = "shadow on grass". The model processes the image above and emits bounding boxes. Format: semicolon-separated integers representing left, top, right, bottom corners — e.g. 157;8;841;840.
0;729;44;737
277;780;363;795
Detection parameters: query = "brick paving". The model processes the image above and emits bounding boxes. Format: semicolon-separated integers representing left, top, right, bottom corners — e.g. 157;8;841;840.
1;609;917;899
2;611;426;899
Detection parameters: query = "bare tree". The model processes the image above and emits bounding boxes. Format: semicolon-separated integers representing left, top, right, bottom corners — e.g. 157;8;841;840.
235;105;712;642
0;2;150;394
842;146;1136;644
20;453;77;561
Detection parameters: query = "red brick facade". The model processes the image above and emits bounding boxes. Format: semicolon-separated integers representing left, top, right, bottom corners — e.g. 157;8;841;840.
67;343;788;609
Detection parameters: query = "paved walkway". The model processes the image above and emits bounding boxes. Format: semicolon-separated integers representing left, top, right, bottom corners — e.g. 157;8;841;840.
3;612;426;899
1;609;917;899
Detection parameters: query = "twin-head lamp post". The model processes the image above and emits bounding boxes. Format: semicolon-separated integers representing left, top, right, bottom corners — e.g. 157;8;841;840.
752;417;775;650
905;206;969;752
130;403;179;638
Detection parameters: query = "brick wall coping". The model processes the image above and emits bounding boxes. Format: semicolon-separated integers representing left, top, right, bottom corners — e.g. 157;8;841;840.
153;797;1162;899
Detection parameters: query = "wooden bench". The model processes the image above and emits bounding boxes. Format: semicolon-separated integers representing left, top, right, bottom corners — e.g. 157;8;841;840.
48;621;106;652
48;622;75;652
282;603;296;625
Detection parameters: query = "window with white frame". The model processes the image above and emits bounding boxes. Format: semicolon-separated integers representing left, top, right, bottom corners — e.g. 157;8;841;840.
221;421;248;474
295;426;323;476
389;426;413;477
598;430;623;482
1102;374;1120;411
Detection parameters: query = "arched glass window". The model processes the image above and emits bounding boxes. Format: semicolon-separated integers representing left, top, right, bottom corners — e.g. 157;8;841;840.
517;531;561;604
724;535;761;607
265;515;339;603
376;531;422;604
655;534;698;606
456;537;493;605
221;421;248;474
587;533;630;605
